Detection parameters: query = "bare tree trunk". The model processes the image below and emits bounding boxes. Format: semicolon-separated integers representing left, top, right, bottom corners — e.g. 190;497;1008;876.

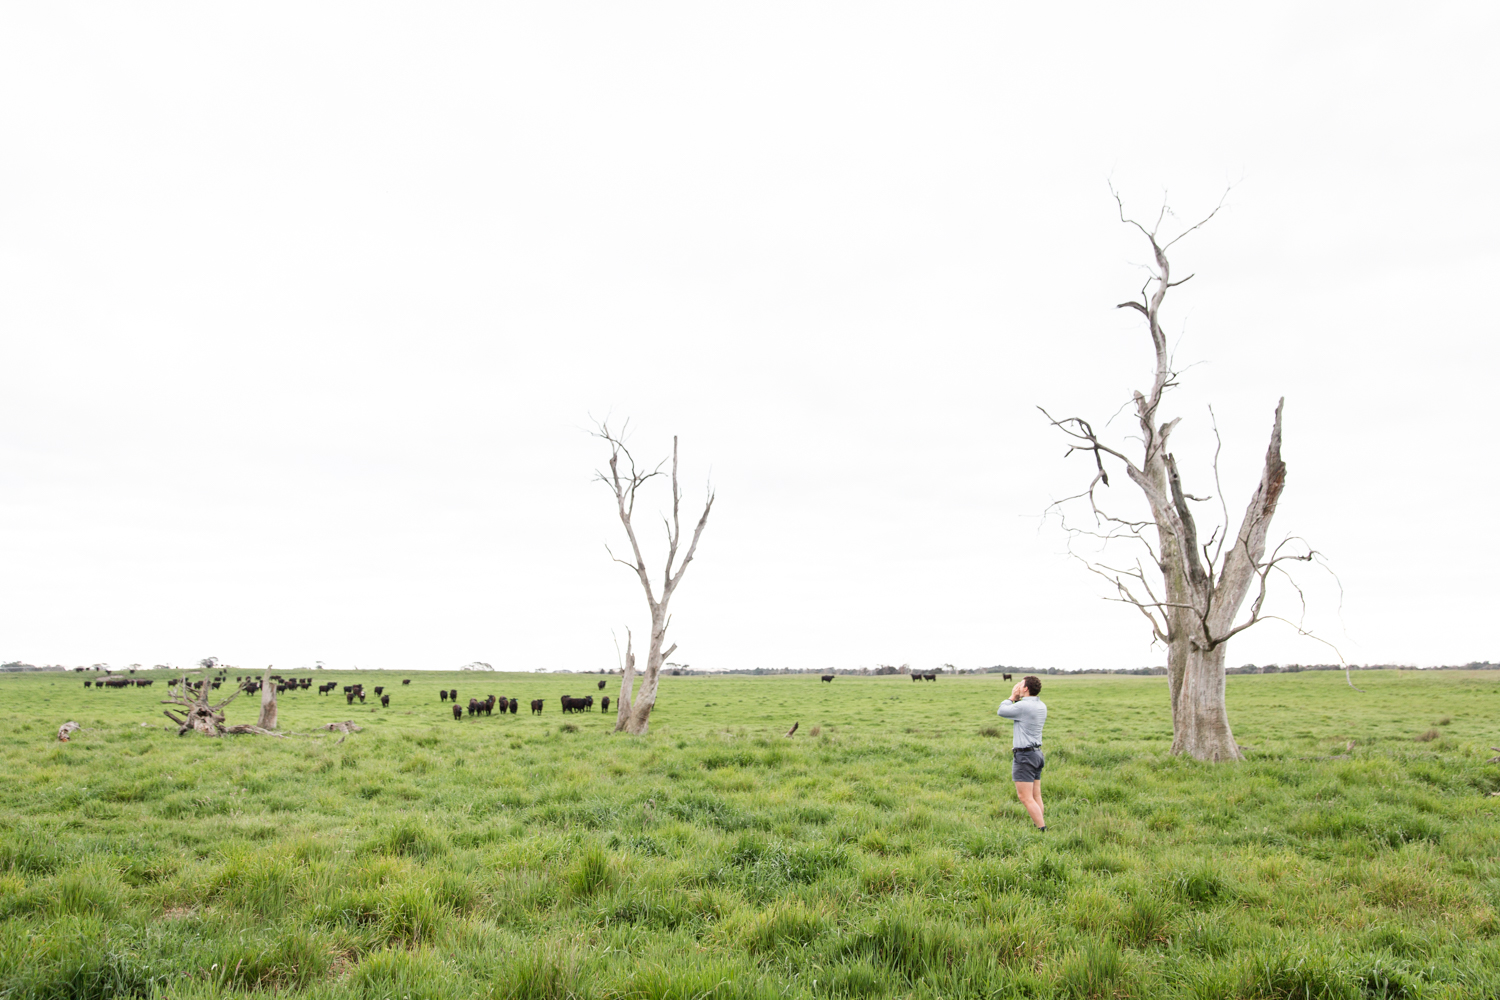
614;631;636;730
620;608;670;735
1172;643;1239;760
257;665;277;731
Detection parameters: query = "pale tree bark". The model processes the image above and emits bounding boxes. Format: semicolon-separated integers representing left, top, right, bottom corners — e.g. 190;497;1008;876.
1041;191;1338;762
596;423;714;735
257;665;278;730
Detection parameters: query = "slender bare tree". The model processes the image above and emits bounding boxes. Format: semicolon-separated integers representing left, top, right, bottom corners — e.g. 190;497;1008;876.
596;422;714;735
1041;192;1334;761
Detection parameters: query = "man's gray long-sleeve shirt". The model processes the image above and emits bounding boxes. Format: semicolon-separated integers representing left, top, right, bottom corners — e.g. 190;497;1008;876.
997;696;1047;748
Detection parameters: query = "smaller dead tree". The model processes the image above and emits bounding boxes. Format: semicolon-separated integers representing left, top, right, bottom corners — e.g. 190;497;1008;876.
162;671;280;737
596;422;714;736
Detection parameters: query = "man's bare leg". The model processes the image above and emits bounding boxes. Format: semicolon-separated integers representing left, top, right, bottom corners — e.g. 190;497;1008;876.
1014;781;1045;829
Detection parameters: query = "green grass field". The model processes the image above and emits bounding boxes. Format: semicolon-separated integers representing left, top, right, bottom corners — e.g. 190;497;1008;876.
2;668;1498;999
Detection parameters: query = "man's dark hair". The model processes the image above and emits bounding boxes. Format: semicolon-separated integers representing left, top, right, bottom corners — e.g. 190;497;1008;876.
1022;675;1042;697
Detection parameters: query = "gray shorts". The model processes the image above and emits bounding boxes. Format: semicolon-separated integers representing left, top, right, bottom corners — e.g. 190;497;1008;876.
1012;748;1045;783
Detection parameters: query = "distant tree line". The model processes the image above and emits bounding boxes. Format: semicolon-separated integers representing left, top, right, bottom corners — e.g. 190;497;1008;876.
4;659;1495;675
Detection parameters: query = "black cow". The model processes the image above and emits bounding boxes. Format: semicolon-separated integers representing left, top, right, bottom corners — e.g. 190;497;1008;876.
452;703;463;721
820;674;834;683
1002;673;1013;681
440;690;449;702
584;696;594;711
380;694;390;708
601;695;610;712
346;691;355;705
402;679;411;685
559;695;582;713
923;673;937;682
468;698;479;716
496;697;508;714
508;698;517;715
531;698;544;714
449;689;457;702
84;680;92;688
597;679;606;690
911;673;922;682
374;686;384;696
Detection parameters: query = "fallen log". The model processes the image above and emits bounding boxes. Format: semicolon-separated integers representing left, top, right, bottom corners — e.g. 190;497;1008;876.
57;721;81;742
161;672;276;736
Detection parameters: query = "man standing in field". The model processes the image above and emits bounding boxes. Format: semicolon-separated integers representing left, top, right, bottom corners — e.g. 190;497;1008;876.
997;676;1046;831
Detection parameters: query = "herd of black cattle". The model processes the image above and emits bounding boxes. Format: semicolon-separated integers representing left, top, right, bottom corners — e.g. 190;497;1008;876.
82;671;619;721
85;671;951;723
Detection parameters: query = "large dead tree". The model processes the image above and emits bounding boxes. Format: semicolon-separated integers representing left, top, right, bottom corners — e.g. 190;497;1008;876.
1042;194;1328;762
596;423;714;735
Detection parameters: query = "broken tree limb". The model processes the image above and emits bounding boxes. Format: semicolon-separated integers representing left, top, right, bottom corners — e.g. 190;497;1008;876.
322;720;363;744
57;722;81;742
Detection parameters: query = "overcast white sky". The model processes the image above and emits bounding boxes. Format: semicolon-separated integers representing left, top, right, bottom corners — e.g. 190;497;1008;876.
2;3;1495;673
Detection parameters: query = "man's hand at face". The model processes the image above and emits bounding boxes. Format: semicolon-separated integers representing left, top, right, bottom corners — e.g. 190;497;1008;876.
1010;682;1027;702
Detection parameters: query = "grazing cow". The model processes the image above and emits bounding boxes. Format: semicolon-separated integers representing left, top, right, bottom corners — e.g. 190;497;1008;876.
1002;673;1012;681
597;679;606;690
924;673;937;682
601;695;610;712
508;698;517;715
820;674;834;683
343;685;353;694
402;679;411;685
452;703;463;721
530;698;544;714
449;689;457;702
440;690;449;702
84;680;92;688
381;694;390;708
374;686;384;696
346;691;355;705
912;673;922;682
559;695;581;714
